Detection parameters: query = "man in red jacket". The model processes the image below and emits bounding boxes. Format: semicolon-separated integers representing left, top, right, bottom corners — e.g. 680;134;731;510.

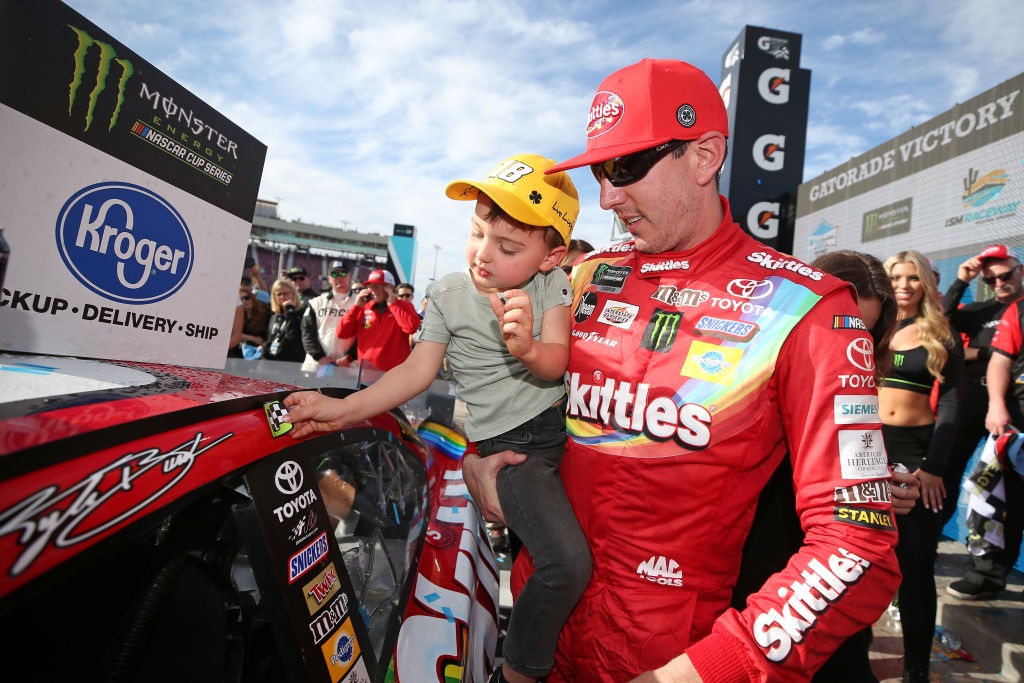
463;59;900;682
336;269;420;371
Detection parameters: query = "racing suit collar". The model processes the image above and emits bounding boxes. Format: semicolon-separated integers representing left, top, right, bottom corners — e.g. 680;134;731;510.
633;196;745;280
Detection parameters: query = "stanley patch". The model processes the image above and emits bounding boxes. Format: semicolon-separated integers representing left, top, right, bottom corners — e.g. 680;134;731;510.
834;505;896;531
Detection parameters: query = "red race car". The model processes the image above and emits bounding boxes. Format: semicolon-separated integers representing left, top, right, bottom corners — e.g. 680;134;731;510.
0;353;499;682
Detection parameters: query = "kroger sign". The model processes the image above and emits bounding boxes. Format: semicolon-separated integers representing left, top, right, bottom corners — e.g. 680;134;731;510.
56;182;194;304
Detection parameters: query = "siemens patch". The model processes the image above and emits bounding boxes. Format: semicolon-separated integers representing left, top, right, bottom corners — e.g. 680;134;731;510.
834;395;879;424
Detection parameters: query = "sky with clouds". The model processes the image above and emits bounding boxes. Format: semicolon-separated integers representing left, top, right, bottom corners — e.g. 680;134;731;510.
63;0;1024;289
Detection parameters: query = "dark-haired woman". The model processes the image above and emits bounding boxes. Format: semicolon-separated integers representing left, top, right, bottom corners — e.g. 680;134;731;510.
733;250;915;682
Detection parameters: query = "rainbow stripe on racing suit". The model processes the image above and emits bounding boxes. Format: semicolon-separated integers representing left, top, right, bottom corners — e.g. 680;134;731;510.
519;201;900;682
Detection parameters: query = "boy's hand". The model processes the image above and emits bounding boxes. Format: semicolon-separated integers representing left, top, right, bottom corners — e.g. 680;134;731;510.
283;390;349;438
489;289;534;359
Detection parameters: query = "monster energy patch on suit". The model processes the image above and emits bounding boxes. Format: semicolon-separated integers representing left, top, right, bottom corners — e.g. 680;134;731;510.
640;309;682;352
591;264;632;293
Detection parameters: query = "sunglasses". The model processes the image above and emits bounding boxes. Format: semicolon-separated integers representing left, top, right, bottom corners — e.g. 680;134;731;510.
397;293;413;299
590;140;690;187
982;265;1021;286
289;274;307;281
240;294;251;301
330;269;349;278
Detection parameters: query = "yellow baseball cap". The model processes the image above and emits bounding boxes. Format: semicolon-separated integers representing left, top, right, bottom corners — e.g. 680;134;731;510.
446;154;578;245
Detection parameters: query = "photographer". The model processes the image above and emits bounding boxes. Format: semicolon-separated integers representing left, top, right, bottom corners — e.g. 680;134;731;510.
335;269;420;371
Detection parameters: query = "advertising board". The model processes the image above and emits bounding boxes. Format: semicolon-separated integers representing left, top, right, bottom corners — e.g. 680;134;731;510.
0;1;267;367
794;73;1023;285
719;25;811;254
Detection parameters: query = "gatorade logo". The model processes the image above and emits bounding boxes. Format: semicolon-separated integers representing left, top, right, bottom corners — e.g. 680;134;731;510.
754;134;786;171
747;201;780;240
56;182;193;304
758;68;791;105
640;309;682;352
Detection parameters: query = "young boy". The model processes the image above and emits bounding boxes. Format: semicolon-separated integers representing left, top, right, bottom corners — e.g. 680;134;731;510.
283;153;590;683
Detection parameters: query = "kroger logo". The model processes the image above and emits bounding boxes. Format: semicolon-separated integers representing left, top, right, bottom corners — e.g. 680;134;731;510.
56;182;193;304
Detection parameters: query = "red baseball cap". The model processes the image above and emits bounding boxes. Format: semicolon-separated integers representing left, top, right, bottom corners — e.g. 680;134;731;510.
977;244;1019;262
366;269;395;286
546;59;729;174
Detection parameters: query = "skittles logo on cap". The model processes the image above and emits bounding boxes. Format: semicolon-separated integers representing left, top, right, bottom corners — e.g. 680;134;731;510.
587;91;625;139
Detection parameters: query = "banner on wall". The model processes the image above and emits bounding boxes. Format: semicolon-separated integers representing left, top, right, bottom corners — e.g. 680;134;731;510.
0;0;267;368
793;72;1023;278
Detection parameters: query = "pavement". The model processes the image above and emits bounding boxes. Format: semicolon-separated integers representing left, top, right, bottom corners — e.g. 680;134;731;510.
870;538;1024;682
491;532;1024;681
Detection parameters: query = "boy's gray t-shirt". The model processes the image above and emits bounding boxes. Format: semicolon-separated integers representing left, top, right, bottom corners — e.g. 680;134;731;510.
417;268;572;441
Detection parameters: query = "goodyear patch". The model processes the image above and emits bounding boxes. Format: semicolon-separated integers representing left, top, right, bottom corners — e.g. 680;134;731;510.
264;400;292;437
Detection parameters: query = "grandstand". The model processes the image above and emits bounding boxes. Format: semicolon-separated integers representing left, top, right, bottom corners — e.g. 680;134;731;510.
247;198;407;291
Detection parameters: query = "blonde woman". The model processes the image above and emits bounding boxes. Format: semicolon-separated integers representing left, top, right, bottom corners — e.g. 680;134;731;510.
261;278;306;362
880;250;964;683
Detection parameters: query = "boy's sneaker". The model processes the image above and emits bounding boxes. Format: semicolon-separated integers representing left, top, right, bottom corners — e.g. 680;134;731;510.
946;577;1000;600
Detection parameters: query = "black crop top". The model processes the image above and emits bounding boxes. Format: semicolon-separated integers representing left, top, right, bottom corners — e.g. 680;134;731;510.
879;340;965;476
879;345;932;395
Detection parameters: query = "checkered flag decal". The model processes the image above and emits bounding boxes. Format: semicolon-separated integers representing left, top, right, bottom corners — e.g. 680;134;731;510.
264;400;293;438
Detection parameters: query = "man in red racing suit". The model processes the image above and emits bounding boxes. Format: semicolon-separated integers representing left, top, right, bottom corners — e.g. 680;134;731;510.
463;59;900;682
537;212;900;681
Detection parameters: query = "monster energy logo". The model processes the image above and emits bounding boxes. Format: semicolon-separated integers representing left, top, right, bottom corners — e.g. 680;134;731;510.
892;352;905;368
67;25;134;132
641;309;681;352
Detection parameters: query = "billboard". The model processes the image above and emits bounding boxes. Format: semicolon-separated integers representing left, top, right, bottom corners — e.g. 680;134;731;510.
0;0;267;368
794;72;1024;286
719;26;811;254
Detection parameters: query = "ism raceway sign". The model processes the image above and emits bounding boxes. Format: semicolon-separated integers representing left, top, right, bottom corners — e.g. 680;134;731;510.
0;1;267;368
